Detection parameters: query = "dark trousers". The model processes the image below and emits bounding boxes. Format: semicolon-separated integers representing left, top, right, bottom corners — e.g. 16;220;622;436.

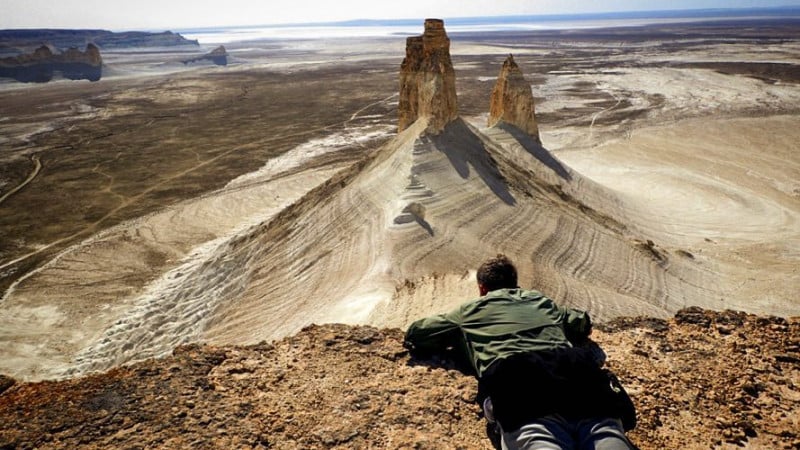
478;347;628;433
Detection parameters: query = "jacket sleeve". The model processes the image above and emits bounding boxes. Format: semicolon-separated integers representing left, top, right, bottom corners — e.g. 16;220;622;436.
561;307;592;344
404;313;462;356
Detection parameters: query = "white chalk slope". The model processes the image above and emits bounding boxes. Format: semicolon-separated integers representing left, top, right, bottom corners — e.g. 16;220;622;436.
3;114;797;380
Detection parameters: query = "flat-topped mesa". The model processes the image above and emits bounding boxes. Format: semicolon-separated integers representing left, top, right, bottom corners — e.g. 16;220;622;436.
0;43;102;82
398;19;458;134
488;54;540;142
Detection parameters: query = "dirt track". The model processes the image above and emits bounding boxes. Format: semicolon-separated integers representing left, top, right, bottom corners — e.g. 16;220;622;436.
0;155;39;205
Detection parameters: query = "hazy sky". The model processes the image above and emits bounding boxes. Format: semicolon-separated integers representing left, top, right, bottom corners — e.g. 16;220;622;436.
1;0;798;30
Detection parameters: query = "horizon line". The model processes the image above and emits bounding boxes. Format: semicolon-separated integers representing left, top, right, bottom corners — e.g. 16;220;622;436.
2;5;799;33
168;5;800;33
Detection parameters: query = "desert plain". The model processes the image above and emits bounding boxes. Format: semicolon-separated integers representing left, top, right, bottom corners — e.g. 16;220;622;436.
0;19;799;382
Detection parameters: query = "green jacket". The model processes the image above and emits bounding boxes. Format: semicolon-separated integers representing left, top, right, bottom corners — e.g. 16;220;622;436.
404;288;592;378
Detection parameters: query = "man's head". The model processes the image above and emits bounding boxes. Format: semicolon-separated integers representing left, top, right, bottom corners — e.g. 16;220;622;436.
477;254;518;295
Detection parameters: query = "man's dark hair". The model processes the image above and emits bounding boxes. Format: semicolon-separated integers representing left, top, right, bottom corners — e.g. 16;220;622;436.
477;254;518;291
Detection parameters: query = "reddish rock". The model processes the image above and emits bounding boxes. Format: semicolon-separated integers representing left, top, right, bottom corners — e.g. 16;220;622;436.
0;310;797;450
398;19;458;134
488;54;540;142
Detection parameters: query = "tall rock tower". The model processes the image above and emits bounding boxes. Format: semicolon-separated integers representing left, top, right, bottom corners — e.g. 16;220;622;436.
398;19;458;134
488;54;540;142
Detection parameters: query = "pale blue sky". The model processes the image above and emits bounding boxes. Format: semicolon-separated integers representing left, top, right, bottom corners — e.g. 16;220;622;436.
1;0;798;30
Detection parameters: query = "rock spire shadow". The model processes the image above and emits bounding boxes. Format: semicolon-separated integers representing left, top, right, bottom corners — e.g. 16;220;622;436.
430;119;516;206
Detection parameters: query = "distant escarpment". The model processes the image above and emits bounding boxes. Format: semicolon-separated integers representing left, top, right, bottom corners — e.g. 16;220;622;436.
0;29;198;83
183;45;229;66
0;29;198;53
489;54;540;142
0;44;102;83
398;18;458;134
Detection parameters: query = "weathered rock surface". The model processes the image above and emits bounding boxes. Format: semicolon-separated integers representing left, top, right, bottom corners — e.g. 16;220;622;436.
488;54;540;141
398;19;458;134
183;45;229;66
0;43;102;82
1;309;797;449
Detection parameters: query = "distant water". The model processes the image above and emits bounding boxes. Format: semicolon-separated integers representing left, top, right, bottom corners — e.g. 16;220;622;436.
178;7;800;44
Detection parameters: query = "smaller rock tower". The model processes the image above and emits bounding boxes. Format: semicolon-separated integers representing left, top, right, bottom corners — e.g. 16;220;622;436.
398;19;458;134
488;54;540;142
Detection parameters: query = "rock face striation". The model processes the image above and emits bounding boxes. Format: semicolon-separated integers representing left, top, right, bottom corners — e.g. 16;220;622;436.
398;19;458;134
0;44;102;83
488;54;540;142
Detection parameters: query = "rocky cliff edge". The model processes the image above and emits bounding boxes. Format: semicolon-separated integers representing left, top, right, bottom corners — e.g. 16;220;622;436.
0;308;797;449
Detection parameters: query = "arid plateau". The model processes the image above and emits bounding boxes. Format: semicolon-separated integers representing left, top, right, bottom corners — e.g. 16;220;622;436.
1;18;799;380
0;16;799;449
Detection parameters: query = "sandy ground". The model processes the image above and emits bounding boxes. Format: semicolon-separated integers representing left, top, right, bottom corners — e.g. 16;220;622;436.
1;21;799;380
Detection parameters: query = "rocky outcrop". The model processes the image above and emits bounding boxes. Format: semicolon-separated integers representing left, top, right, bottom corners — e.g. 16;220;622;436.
63;43;102;66
488;54;540;142
398;19;458;134
0;43;102;83
0;309;797;449
183;45;229;66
